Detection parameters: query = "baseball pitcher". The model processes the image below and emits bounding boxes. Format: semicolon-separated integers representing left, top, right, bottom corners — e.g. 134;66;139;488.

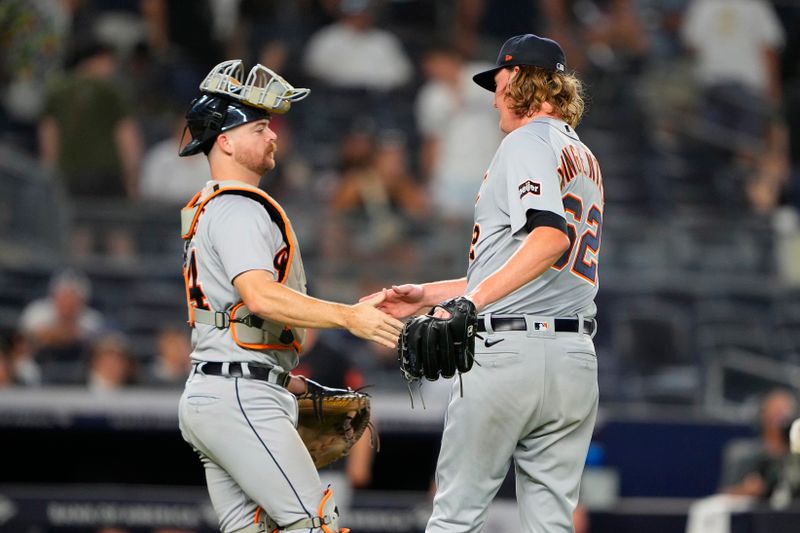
368;34;603;532
176;60;403;533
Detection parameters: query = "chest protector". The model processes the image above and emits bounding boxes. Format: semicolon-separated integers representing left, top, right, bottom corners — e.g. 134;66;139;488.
181;180;306;353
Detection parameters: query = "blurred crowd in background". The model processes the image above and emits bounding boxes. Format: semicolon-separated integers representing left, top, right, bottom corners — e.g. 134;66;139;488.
1;0;800;454
2;0;800;529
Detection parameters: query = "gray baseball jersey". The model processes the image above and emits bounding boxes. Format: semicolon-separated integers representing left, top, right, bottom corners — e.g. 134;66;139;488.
466;117;603;317
180;185;331;533
184;192;299;372
427;116;602;533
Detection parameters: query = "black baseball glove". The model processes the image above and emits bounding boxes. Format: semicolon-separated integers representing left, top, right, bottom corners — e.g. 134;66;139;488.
398;296;477;382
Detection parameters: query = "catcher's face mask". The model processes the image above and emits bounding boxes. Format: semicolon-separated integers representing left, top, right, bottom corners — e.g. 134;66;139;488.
200;60;310;115
180;60;310;156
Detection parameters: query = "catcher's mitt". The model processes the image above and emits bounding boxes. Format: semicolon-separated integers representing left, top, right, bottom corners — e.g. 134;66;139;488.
296;378;372;469
398;296;477;382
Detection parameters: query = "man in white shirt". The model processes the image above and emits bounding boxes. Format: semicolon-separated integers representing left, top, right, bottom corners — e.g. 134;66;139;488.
303;0;412;91
140;116;213;203
681;0;785;103
416;44;503;220
19;270;104;354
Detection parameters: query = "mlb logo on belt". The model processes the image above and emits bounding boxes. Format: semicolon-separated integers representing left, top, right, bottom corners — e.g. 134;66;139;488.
533;322;548;331
519;180;541;198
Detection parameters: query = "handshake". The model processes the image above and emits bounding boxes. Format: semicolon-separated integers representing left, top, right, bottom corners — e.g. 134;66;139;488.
359;285;478;383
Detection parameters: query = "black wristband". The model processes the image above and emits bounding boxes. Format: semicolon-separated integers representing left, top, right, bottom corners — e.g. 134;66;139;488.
524;209;568;234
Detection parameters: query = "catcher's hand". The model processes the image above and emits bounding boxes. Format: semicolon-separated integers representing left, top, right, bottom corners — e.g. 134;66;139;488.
295;377;372;469
398;296;477;382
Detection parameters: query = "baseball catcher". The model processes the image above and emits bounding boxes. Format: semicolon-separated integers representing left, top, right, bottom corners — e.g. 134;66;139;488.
177;58;404;533
398;296;477;386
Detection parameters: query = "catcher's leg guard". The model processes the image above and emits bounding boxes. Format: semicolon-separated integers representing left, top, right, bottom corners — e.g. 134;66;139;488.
280;487;348;532
232;488;348;533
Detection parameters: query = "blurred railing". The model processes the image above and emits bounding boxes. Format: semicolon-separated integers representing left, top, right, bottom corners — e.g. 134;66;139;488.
0;143;69;266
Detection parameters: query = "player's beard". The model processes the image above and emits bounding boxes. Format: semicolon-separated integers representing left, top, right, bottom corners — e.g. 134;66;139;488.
236;141;277;176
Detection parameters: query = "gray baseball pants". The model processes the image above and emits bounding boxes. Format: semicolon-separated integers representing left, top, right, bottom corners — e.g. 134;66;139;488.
426;317;599;533
179;370;325;532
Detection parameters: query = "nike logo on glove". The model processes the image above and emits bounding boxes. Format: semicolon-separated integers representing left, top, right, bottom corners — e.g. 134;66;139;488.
484;337;505;348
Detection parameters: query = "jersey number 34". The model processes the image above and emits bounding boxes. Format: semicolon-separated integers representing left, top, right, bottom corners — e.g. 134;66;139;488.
552;193;602;285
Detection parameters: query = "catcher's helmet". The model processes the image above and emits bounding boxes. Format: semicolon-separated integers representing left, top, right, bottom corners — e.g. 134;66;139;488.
180;60;310;157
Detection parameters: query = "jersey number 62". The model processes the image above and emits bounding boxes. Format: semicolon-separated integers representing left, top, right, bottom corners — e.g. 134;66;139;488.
552;194;602;285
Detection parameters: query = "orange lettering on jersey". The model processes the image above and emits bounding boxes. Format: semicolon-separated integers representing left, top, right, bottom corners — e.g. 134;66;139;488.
585;151;596;182
557;148;579;187
569;146;585;175
274;246;290;281
556;145;604;198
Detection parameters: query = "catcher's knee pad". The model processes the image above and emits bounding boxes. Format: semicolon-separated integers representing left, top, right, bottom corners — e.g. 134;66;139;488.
251;487;349;533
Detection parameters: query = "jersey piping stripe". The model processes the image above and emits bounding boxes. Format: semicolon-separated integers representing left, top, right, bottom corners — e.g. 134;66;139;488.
234;378;313;521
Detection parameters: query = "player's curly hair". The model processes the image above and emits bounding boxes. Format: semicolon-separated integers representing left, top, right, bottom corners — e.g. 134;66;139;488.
504;66;586;128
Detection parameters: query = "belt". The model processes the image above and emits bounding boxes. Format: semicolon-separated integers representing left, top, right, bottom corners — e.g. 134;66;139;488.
193;361;290;388
476;316;595;335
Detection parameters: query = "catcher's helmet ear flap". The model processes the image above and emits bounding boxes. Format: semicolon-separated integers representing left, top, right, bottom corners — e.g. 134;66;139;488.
180;94;228;156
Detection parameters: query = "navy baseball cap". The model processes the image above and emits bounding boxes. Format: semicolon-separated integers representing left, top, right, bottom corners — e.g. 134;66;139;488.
473;34;567;92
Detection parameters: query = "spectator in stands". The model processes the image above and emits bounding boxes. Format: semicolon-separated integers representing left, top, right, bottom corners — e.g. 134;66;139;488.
140;0;221;79
577;0;650;73
19;270;105;366
144;326;192;388
681;0;786;209
746;120;791;213
38;40;142;199
687;389;799;533
125;40;184;147
140;115;213;204
452;0;552;61
303;0;412;92
0;341;14;387
682;0;784;109
86;333;137;392
328;129;427;258
0;0;68;153
720;389;797;497
415;43;501;220
331;131;427;219
5;332;41;386
302;0;413;138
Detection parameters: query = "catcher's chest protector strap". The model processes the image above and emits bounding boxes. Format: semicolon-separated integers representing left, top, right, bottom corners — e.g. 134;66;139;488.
181;181;306;352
